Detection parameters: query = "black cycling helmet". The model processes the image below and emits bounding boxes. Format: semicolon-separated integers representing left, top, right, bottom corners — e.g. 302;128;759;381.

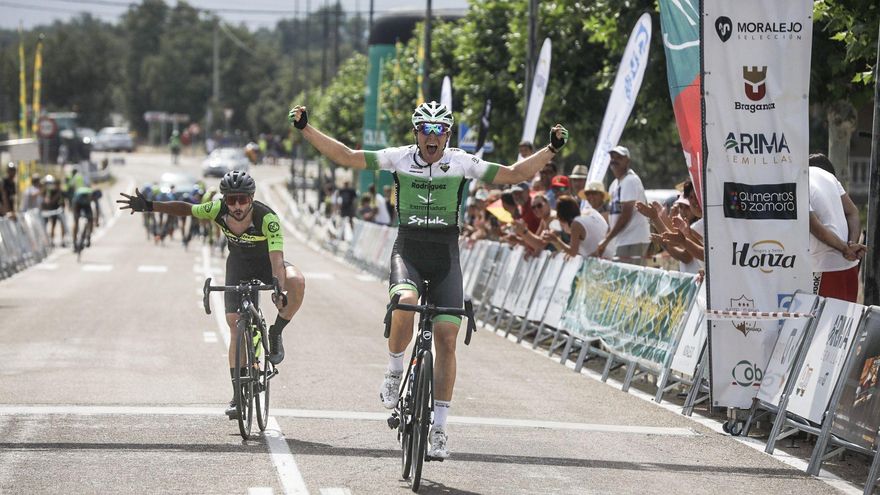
219;170;256;195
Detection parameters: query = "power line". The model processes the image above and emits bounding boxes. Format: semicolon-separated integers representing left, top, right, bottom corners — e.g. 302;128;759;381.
34;0;391;17
0;0;122;16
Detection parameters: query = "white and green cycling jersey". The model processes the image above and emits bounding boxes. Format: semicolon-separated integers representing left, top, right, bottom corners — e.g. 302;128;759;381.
364;145;500;232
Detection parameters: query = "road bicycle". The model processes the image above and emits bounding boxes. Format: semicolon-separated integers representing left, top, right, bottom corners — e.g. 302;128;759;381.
203;277;286;439
384;287;477;492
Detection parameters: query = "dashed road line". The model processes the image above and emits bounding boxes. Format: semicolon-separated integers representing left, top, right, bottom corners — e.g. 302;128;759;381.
203;331;218;343
302;272;334;280
137;265;168;273
319;489;352;495
34;263;58;271
265;417;310;495
81;264;113;272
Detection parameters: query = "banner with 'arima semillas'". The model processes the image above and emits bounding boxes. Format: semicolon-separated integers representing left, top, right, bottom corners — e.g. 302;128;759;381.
702;0;813;408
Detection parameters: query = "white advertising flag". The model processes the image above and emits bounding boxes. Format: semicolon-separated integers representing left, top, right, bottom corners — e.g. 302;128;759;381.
441;76;452;112
520;38;552;153
586;13;652;184
703;0;814;408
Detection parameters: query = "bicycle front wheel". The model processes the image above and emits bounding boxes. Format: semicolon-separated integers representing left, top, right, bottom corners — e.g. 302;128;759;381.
410;351;433;493
234;317;255;439
255;324;271;432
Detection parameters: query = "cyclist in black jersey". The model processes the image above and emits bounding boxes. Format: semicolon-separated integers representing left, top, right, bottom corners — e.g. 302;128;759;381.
118;171;306;419
289;101;567;458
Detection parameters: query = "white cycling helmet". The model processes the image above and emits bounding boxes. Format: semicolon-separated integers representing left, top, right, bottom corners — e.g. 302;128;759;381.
411;101;453;128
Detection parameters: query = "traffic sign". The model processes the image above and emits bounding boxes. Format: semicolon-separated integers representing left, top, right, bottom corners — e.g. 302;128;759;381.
37;117;57;139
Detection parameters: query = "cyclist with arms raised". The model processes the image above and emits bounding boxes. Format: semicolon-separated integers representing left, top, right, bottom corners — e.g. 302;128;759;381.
117;171;306;418
288;101;568;458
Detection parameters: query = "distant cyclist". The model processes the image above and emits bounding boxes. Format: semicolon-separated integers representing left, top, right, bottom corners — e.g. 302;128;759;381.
117;171;306;419
71;186;99;251
289;101;568;458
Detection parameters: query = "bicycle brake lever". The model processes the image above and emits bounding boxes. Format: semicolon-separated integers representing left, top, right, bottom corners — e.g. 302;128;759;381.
203;278;212;315
384;293;401;338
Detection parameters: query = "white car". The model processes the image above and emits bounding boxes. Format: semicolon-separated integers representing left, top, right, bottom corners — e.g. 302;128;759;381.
93;127;135;152
202;148;250;178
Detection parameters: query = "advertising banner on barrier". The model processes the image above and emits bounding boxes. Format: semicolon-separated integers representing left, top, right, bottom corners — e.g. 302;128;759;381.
831;307;880;450
562;258;698;368
527;253;565;322
543;257;583;329
513;251;549;317
671;283;706;376
755;293;820;406
787;299;863;424
703;0;813;408
586;13;652;184
492;246;523;308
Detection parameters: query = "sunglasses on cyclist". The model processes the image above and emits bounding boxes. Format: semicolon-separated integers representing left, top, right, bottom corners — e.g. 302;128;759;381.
225;194;252;206
415;123;450;136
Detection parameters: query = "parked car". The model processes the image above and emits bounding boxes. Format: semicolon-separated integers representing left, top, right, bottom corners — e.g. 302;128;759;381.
93;127;135;152
202;147;250;178
158;172;199;198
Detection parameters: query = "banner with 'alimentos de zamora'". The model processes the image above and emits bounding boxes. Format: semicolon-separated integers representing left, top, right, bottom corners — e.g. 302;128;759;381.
702;0;813;408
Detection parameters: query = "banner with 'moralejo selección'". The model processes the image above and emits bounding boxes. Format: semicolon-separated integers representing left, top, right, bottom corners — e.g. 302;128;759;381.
702;0;813;408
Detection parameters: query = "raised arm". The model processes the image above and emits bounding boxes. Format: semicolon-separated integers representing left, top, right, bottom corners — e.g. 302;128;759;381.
289;106;367;170
117;189;193;216
491;125;568;185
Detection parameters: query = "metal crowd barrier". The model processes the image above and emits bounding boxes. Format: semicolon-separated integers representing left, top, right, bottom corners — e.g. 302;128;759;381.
0;210;52;279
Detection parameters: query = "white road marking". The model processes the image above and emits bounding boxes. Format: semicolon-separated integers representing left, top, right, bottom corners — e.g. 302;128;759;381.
203;332;218;343
0;405;696;436
137;265;167;273
355;274;376;282
201;245;229;348
81;264;113;272
319;489;352;495
266;417;310;495
302;272;333;280
35;263;58;270
248;488;274;495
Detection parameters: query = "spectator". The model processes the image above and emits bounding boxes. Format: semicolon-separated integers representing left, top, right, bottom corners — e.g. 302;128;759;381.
808;153;865;302
539;162;558;205
500;189;520;221
568;165;589;207
513;192;558;253
581;180;610;223
549;175;570;208
544;195;608;258
464;189;499;241
336;180;357;225
596;146;650;265
358;193;376;222
22;173;43;212
637;180;703;274
370;183;391;225
510;181;540;233
169;130;182;165
383;185;396;225
518;140;535;159
1;162;17;219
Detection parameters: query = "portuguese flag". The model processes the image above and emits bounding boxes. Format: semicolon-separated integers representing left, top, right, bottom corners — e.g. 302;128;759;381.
659;0;703;207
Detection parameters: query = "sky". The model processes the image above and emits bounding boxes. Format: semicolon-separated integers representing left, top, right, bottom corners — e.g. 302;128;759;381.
0;0;471;30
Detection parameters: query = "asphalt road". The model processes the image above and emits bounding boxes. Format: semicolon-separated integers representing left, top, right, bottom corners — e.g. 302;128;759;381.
0;151;854;494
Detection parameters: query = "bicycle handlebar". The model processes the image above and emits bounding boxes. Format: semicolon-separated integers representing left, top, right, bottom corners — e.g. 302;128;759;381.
202;277;287;315
383;293;478;345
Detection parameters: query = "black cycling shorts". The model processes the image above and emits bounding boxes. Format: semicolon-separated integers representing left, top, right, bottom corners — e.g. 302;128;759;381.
224;255;293;313
389;235;463;325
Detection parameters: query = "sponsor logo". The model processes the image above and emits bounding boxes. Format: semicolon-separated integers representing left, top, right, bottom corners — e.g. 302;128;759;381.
422;330;432;341
795;364;813;396
715;16;733;42
733;66;775;113
724;131;791;165
827;314;854;349
410;181;448;191
267;221;280;233
203;203;213;214
731;240;797;273
732;360;763;387
777;293;794;311
779;327;800;364
723;182;797;220
417;193;435;205
440;164;450;173
729;294;760;336
743;66;767;101
407;215;449;227
407;167;425;175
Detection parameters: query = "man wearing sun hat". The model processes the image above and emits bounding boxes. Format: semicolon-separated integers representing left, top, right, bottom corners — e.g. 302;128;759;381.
580;180;610;221
596;145;650;265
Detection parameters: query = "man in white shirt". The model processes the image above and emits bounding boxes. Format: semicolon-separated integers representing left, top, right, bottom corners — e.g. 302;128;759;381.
808;154;865;302
596;146;650;265
370;183;391;225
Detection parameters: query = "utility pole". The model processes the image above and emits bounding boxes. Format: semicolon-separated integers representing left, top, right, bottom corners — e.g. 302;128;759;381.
525;0;538;109
864;21;880;305
422;0;432;101
334;1;340;73
369;0;374;35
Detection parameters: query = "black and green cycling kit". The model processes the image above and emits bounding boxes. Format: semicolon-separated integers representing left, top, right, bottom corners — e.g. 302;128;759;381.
192;199;286;312
364;145;502;325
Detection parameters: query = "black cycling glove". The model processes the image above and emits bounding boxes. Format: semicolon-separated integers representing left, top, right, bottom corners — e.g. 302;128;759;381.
117;188;153;214
288;107;308;130
548;125;569;153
